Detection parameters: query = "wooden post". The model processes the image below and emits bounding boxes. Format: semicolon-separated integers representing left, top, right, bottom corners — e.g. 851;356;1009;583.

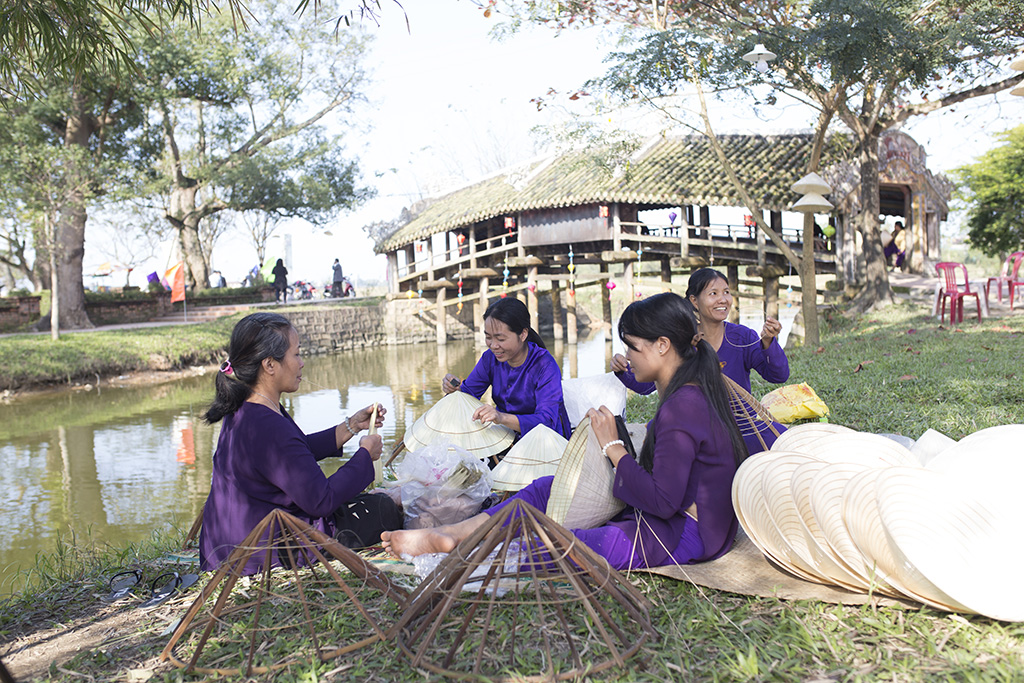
699;206;710;239
660;258;672;291
426;238;435;280
599;263;612;333
727;264;740;324
764;275;780;320
611;202;621;251
551;281;564;340
435;287;447;346
386;252;399;295
527;265;539;324
567;337;578;378
566;287;578;345
476;276;489;344
624;260;635;302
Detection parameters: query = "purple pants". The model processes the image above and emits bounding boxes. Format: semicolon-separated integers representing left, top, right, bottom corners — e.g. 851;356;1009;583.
485;475;704;570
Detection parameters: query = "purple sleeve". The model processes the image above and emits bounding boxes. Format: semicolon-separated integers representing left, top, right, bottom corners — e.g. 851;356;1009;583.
516;354;565;436
614;368;656;395
612;415;695;519
745;336;790;384
307;425;339;460
262;429;374;518
459;352;493;400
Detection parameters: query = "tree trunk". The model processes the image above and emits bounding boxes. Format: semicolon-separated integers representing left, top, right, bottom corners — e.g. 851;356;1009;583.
167;182;211;290
55;88;94;329
851;128;896;312
799;213;820;347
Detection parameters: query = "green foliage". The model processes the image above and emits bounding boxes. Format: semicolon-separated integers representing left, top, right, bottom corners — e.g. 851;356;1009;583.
955;125;1024;257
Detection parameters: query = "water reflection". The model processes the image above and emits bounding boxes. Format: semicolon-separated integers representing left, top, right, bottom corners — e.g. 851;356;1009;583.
0;302;789;595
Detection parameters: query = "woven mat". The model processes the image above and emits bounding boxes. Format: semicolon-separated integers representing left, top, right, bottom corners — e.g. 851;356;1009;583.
635;528;912;607
358;533;913;607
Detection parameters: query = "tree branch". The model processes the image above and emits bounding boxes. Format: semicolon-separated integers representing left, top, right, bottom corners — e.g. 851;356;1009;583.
895;73;1024;122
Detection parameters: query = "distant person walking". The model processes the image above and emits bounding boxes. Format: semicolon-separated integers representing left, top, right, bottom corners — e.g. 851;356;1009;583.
884;221;906;271
272;258;288;303
332;259;344;297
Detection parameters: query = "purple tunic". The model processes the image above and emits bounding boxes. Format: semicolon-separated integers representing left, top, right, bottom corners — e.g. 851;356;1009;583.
199;402;374;574
617;322;789;452
460;341;571;438
487;385;738;568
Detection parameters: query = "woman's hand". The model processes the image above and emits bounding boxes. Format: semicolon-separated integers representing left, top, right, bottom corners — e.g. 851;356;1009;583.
442;373;462;395
610;353;630;374
761;317;782;349
472;404;501;426
586;406;626;467
359;434;383;461
350;403;386;432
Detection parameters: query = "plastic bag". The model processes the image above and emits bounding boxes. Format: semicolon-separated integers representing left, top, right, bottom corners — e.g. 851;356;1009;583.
759;383;830;424
394;441;493;529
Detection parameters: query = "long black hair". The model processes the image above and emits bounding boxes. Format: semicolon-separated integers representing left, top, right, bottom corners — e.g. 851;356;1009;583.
483;297;546;350
618;292;747;470
203;312;294;424
685;267;728;301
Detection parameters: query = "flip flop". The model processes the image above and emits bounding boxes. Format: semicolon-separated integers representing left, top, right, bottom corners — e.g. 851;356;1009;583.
138;572;199;609
101;569;142;602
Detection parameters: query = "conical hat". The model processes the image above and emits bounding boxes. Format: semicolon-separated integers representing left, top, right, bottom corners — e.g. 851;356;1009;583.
731;452;822;583
491;425;568;492
841;468;914;599
771;423;852;453
876;467;981;614
910;428;956;466
800;431;917;467
546;417;626;530
403;391;515;458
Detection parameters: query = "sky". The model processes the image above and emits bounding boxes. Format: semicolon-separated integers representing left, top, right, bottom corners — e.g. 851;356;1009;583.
83;0;1024;290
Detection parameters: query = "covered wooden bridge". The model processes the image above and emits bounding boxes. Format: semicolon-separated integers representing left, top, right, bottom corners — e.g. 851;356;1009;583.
374;131;948;345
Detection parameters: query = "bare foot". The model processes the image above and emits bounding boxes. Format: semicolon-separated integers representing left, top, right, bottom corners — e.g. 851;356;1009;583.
381;529;458;558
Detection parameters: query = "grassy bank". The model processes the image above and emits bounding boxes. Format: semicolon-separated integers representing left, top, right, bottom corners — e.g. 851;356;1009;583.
0;316;243;392
2;302;1023;681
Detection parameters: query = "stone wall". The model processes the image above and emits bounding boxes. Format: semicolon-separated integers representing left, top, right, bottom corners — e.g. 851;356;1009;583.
285;299;477;353
86;293;173;326
0;296;41;332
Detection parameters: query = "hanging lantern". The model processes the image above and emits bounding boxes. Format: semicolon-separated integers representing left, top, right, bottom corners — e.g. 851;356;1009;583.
598;205;609;218
742;43;777;74
668;211;677;225
606;281;616;290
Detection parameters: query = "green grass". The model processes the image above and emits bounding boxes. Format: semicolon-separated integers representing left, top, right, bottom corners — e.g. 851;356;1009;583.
0;315;243;392
2;302;1024;681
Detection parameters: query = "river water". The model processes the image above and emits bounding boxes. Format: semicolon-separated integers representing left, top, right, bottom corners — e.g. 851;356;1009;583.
0;305;792;596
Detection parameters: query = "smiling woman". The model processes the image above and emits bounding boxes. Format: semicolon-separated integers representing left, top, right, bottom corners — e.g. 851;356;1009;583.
441;297;571;442
198;311;402;574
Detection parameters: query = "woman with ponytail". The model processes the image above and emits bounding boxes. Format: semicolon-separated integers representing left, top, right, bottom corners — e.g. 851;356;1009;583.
613;267;789;452
384;293;745;569
200;312;402;574
442;297;570;439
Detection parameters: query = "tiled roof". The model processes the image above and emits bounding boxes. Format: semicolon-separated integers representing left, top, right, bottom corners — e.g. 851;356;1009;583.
375;133;851;253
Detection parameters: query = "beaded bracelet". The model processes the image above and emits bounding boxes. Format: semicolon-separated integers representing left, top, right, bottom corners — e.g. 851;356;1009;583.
601;439;625;458
343;416;357;435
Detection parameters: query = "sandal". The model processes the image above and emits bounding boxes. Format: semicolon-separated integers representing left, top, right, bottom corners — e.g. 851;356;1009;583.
101;569;142;602
138;571;199;609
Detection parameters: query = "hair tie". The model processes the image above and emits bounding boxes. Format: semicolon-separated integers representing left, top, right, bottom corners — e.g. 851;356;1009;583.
220;360;233;374
691;333;702;348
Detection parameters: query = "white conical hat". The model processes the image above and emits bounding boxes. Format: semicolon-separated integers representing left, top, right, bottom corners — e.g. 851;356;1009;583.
910;428;956;466
402;391;515;458
800;431;918;467
841;468;914;599
771;423;852;453
546;417;625;530
491;425;568;492
875;467;980;614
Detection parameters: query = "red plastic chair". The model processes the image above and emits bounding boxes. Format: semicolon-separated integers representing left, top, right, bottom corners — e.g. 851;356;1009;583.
936;262;981;324
986;251;1024;304
1010;255;1024;310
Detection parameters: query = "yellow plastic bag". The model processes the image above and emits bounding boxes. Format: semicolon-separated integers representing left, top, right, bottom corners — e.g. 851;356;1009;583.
759;383;830;424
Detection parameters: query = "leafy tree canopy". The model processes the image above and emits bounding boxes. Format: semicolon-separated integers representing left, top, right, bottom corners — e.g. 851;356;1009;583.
0;0;399;100
956;125;1024;256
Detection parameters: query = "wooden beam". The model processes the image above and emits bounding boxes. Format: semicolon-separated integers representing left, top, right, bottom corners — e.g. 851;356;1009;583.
601;250;639;263
507;255;544;268
459;268;501;278
417;279;456;290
